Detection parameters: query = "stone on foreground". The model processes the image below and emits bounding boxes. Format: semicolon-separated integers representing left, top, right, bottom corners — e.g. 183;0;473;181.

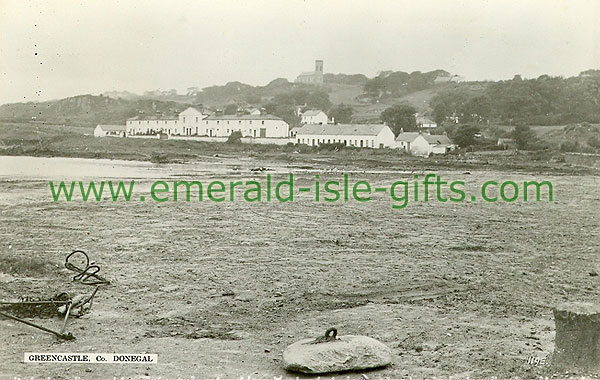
553;302;600;373
282;330;392;374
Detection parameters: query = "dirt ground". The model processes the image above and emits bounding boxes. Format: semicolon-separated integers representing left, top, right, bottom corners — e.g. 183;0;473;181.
0;155;599;379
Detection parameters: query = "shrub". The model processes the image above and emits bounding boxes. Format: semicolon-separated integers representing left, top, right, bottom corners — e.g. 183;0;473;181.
150;152;170;163
0;254;53;276
588;136;600;149
226;131;242;144
560;141;580;152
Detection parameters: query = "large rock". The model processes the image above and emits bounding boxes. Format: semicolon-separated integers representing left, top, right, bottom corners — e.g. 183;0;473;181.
553;302;600;373
283;329;392;374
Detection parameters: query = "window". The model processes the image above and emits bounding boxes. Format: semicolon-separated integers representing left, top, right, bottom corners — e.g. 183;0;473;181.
227;121;229;124
249;121;252;124
217;120;220;124
297;138;300;143
239;120;241;124
196;117;198;122
206;121;208;124
261;121;265;125
183;117;186;123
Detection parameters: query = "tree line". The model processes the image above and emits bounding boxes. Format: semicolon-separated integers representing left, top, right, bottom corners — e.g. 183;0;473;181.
431;71;600;126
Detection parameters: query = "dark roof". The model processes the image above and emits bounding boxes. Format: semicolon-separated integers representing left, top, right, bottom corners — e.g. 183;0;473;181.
205;114;283;121
422;134;453;145
127;115;178;121
417;116;436;124
298;71;319;77
396;132;453;146
296;124;389;136
96;124;126;131
302;110;325;117
395;132;421;142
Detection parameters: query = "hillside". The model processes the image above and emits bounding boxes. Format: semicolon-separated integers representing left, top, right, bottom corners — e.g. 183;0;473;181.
0;95;192;127
0;69;598;128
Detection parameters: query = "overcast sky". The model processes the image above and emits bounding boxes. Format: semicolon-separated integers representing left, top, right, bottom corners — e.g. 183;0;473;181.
0;0;598;105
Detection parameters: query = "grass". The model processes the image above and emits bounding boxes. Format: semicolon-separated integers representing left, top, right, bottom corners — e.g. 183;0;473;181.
0;253;54;276
1;121;598;174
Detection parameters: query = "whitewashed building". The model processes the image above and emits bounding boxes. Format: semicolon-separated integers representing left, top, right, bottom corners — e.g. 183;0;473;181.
416;115;437;129
125;106;289;138
126;106;210;136
289;126;303;138
295;124;395;148
94;124;126;137
301;110;328;125
127;115;179;136
395;131;455;156
202;114;289;138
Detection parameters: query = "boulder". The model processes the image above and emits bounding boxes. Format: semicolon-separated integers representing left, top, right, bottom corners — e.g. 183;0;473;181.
282;328;392;374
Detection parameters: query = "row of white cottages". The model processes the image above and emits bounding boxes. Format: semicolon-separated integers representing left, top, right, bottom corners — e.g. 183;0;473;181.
125;107;289;138
291;124;455;156
95;107;455;156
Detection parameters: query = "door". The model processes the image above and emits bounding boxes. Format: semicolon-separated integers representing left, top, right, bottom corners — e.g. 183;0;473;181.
260;128;266;138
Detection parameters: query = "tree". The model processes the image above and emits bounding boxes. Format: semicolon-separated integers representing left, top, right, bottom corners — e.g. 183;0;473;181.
224;104;238;115
450;124;480;148
264;102;300;127
588;135;600;149
328;104;353;124
512;125;537;150
380;104;417;135
305;90;332;111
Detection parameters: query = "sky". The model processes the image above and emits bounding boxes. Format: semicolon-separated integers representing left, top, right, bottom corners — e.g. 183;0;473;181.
0;0;598;105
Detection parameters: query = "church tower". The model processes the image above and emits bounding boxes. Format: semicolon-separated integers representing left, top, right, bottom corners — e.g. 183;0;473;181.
315;60;323;73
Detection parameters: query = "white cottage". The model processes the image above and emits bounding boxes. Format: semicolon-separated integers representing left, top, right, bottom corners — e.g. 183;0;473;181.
301;110;328;125
126;115;179;136
395;132;455;156
202;114;289;138
416;115;437;129
94;124;126;137
295;124;395;148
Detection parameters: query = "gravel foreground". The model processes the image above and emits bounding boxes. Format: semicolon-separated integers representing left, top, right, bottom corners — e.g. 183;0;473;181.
0;156;598;379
